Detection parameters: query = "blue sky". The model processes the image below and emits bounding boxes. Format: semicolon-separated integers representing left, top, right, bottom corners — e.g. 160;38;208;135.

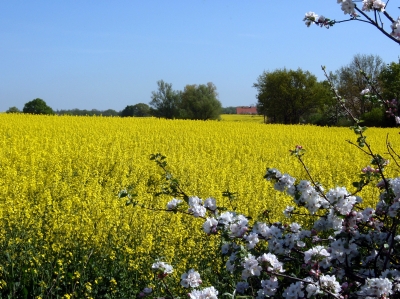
1;1;399;112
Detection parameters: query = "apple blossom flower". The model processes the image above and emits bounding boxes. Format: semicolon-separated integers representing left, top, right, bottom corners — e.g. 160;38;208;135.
204;197;217;211
166;198;182;210
202;217;218;234
282;281;304;299
181;269;202;288
241;254;262;280
360;88;370;95
339;0;356;15
358;278;393;298
362;0;386;12
303;11;318;27
283;206;294;218
304;246;330;264
259;277;279;297
151;261;173;278
257;253;284;273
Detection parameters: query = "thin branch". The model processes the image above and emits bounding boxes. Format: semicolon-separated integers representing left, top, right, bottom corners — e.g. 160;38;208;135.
386;133;400;167
383;10;395;23
354;6;400;45
346;140;371;155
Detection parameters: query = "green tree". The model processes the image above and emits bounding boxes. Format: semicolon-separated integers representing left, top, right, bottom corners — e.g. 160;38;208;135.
23;98;54;115
149;80;182;119
254;68;329;124
6;106;21;113
221;106;237;114
180;82;221;120
335;54;385;117
101;109;119;117
379;60;400;102
120;103;150;117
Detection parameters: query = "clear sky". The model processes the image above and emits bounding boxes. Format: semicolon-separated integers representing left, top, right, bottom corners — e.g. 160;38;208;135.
1;1;399;112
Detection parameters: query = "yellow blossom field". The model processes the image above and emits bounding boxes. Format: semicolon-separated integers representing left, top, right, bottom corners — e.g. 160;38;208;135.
220;114;264;123
0;113;398;297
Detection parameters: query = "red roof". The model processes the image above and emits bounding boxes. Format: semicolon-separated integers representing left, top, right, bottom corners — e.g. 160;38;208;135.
236;106;257;114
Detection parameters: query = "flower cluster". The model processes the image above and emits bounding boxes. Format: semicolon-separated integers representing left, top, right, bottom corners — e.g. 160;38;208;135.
360;88;370;96
188;286;218;299
167;196;217;218
151;261;173;279
303;12;334;28
143;5;400;296
391;17;400;38
304;0;400;45
362;0;385;12
156;144;400;298
181;269;202;288
339;0;357;16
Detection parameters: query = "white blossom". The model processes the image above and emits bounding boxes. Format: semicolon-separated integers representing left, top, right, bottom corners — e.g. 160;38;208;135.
304;245;330;264
151;261;173;275
289;222;301;233
303;11;318;27
181;269;202;288
358;278;393;298
259;277;279;297
244;232;259;249
218;212;234;226
203;217;218;234
391;17;400;39
189;286;218;299
339;0;356;15
257;253;284;273
319;275;341;296
241;254;262;280
166;198;182;210
274;173;295;192
204;197;217;211
305;279;320;298
283;206;294;218
362;0;385;12
188;196;206;217
282;281;304;299
326;187;357;215
360;88;370;95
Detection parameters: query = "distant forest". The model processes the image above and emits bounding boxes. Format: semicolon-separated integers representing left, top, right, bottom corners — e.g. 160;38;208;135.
54;106;238;116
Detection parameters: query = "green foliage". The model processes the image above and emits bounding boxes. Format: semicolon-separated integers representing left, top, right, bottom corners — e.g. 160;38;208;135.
221;106;237;114
56;108;119;116
120;103;151;117
101;109;119;116
335;54;385;117
6;106;21;113
149;80;182;119
361;107;386;127
22;98;54;115
180;83;222;120
149;80;222;120
254;68;331;124
379;60;400;102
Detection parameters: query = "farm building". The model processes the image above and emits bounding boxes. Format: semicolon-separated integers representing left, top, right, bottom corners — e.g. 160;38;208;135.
236;106;258;115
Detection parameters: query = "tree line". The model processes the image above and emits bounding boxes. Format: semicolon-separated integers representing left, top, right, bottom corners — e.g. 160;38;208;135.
255;54;400;127
6;55;400;126
6;81;223;120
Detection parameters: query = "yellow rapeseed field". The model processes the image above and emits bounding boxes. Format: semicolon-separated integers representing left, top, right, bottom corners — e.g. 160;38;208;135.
0;113;398;297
